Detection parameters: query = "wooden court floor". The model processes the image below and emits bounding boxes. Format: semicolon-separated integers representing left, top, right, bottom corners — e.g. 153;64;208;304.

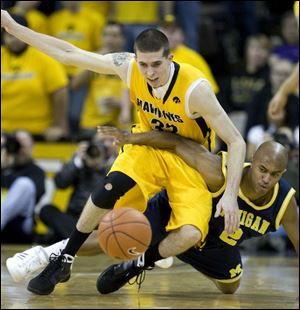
1;245;299;309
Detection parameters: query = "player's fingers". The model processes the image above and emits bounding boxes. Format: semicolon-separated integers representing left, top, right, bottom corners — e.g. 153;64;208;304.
230;213;237;234
224;213;230;234
214;205;221;218
235;212;240;231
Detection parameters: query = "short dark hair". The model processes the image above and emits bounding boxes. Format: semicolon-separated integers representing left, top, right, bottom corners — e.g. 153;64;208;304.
134;28;170;57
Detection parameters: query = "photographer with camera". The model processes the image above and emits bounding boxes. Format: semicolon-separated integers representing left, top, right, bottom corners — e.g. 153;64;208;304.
1;130;45;243
37;137;109;244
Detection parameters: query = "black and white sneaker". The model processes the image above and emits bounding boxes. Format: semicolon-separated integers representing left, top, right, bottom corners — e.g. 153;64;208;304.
27;253;74;295
96;254;152;294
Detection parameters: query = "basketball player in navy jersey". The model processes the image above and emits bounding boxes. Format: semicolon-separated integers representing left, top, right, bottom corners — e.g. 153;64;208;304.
96;127;299;294
6;128;298;294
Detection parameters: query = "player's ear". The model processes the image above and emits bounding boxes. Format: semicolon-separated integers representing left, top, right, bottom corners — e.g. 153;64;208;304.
168;53;174;61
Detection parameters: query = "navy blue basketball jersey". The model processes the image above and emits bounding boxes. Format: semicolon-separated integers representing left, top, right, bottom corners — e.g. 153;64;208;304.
206;152;296;247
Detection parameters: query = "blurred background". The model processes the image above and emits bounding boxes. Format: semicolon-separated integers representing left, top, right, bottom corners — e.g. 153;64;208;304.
1;1;299;255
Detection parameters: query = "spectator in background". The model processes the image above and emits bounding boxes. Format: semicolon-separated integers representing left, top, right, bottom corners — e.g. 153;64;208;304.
223;2;258;60
1;14;69;142
1;130;45;244
81;1;110;21
110;1;160;52
162;1;202;52
159;17;219;94
245;51;299;160
8;1;48;34
70;21;132;140
37;136;110;244
49;1;105;137
268;2;299;120
218;34;271;138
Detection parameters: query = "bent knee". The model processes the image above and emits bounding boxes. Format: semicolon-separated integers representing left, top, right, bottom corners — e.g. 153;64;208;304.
179;225;202;246
216;280;240;294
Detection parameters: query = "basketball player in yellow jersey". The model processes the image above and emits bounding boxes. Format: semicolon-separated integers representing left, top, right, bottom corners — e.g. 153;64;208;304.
1;10;246;296
268;1;299;118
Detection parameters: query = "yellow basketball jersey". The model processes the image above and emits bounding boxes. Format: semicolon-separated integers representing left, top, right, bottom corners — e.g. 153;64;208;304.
129;61;216;150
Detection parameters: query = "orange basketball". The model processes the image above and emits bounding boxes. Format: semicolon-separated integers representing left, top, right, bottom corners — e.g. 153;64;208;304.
98;207;152;260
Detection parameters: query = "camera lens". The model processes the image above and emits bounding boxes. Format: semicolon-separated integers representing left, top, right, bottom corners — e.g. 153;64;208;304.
86;143;102;158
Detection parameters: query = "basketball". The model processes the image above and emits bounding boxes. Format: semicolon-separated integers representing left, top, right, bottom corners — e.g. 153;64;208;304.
98;207;152;260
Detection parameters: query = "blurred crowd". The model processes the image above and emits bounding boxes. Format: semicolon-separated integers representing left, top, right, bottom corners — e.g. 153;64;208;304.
1;1;299;254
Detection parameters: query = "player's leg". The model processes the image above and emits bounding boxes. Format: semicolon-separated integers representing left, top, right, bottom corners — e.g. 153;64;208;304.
177;243;243;294
27;145;167;295
97;154;212;294
7;189;170;283
27;171;136;295
97;190;173;294
159;154;212;258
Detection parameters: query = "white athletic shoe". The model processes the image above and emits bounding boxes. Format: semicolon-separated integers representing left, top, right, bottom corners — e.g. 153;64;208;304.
155;257;174;269
6;246;48;283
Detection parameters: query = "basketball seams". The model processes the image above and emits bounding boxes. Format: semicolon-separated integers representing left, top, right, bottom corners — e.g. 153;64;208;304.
98;207;152;260
110;208;130;259
100;208;136;223
114;231;150;247
99;221;150;234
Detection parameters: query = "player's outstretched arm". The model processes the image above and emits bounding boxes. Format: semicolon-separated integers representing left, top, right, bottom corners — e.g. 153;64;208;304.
97;126;224;192
1;10;133;80
281;196;299;256
189;80;246;235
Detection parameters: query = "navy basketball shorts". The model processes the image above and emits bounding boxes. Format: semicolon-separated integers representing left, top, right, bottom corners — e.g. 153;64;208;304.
145;190;243;282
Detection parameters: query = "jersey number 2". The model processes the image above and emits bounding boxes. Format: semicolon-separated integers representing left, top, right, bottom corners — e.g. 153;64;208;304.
219;229;243;246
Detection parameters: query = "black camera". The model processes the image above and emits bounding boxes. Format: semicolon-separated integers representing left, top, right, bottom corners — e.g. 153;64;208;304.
86;141;105;159
3;134;21;155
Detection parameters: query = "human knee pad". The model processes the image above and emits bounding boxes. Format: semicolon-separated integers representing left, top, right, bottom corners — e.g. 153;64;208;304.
91;172;135;209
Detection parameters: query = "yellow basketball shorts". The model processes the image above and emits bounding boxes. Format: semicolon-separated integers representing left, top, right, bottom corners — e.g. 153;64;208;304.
110;144;212;242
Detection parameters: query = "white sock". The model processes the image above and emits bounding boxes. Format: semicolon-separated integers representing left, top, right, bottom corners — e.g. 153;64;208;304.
43;239;69;261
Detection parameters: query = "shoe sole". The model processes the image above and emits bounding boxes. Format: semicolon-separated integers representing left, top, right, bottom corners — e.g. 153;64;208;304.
6;258;23;283
27;284;54;295
27;274;70;295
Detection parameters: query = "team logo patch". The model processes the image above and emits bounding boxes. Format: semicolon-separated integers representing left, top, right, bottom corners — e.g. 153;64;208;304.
127;247;143;256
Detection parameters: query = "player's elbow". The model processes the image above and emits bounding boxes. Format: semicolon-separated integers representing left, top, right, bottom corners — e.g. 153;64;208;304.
59;47;78;66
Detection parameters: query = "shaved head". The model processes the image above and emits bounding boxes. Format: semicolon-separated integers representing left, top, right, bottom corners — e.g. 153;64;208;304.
253;141;289;171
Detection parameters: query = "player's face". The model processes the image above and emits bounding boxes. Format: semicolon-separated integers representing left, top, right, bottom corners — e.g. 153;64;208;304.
251;156;286;195
102;25;124;52
136;48;173;88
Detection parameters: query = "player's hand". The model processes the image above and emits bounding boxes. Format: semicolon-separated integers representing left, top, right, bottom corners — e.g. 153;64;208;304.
96;126;130;146
214;195;240;235
1;10;16;31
